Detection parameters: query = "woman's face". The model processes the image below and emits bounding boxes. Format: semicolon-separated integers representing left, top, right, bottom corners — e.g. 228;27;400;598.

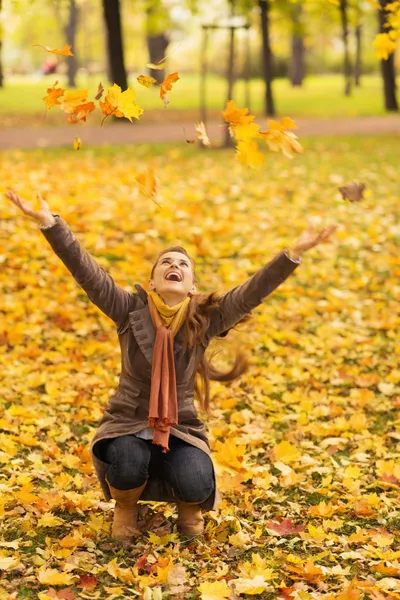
148;251;197;306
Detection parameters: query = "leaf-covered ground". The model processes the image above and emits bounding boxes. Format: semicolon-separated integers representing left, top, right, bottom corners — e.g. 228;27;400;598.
0;137;399;600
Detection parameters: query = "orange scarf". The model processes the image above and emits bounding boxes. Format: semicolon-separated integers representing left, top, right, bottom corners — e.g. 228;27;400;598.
147;291;191;453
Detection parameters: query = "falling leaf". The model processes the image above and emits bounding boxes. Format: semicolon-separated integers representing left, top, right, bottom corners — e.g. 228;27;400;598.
195;121;211;147
99;83;144;124
33;44;73;56
338;182;366;202
135;168;160;206
43;81;64;109
160;72;179;107
73;137;82;150
146;61;167;70
94;82;104;101
222;100;255;126
137;75;157;88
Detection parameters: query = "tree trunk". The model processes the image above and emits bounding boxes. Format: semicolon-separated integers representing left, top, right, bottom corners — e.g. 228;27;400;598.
146;33;169;84
259;0;275;116
224;25;236;147
290;3;305;87
339;0;352;96
65;0;78;87
354;24;362;86
0;0;4;87
102;0;128;90
378;1;398;111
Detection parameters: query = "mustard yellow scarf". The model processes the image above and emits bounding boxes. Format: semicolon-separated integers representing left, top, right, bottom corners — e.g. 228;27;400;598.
147;291;191;452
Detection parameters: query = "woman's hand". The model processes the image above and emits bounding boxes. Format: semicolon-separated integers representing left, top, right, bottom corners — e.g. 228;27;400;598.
291;224;338;257
4;190;56;227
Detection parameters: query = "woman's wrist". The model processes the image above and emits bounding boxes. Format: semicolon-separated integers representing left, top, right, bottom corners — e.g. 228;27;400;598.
39;215;57;228
286;245;303;261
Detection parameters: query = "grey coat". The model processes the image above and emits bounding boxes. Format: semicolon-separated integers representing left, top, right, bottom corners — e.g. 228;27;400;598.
40;215;300;510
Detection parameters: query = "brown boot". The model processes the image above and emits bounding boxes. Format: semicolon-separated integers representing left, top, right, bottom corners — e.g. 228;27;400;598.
106;480;147;541
176;501;204;536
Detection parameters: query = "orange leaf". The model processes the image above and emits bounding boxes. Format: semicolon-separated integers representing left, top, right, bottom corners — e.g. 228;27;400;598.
266;518;304;535
222;100;255;126
43;81;64;109
78;575;98;590
160;72;179;107
33;44;74;56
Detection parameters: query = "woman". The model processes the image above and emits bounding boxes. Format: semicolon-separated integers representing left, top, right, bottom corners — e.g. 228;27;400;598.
5;190;337;541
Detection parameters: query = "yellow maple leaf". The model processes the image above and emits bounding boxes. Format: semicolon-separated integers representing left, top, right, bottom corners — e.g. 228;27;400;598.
267;116;298;131
230;122;261;141
62;88;89;107
213;438;247;472
137;75;157;88
272;441;301;463
197;579;231;600
14;484;39;504
37;568;77;585
33;43;74;56
236;139;264;168
100;83;144;123
59;529;85;548
373;33;397;60
37;513;64;528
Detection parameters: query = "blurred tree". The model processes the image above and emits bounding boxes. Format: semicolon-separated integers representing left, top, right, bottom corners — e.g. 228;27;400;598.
259;0;275;115
54;0;79;87
146;0;169;83
339;0;352;96
378;0;398;111
102;0;128;89
0;0;3;87
289;1;305;87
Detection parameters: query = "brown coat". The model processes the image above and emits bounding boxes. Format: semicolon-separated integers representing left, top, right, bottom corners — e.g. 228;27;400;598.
41;215;300;510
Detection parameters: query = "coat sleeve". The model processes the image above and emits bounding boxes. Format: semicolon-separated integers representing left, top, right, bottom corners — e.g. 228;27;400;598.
40;215;135;329
205;250;300;341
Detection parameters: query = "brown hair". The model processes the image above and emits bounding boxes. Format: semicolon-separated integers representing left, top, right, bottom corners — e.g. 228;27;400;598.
150;246;252;415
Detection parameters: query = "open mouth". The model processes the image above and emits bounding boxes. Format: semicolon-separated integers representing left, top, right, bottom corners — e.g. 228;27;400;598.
165;272;182;282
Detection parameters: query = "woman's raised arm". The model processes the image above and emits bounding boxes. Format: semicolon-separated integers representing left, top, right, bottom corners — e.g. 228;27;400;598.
4;191;133;329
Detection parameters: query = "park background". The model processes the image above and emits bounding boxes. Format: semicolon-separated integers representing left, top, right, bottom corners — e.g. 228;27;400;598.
0;1;400;600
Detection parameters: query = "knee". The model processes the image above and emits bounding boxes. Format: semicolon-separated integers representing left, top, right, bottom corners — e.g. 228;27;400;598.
171;464;215;503
105;437;149;490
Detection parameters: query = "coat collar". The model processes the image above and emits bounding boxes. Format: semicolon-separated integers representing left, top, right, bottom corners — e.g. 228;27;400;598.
129;285;183;365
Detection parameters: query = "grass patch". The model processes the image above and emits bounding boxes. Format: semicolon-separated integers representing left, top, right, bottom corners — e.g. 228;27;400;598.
0;73;397;127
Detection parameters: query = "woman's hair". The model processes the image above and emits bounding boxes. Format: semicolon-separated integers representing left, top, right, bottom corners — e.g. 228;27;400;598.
150;246;252;415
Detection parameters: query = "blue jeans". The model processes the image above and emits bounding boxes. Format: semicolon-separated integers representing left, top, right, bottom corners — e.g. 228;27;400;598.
98;434;215;504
